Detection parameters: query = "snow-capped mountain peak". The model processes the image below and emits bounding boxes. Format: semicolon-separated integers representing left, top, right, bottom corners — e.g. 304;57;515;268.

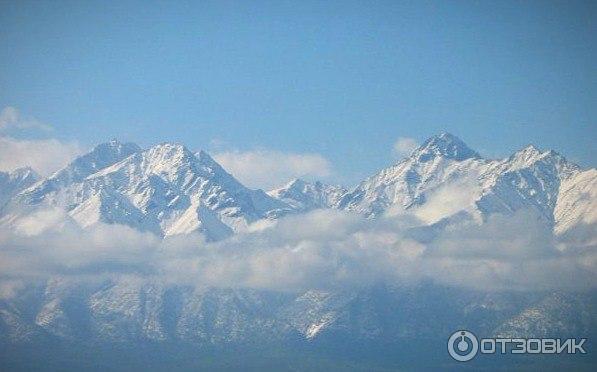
504;144;579;178
2;141;291;240
282;178;310;191
73;139;141;175
268;178;347;211
8;140;141;207
337;133;594;228
338;133;485;216
47;139;141;184
508;144;550;168
517;143;542;156
103;142;199;183
410;132;480;162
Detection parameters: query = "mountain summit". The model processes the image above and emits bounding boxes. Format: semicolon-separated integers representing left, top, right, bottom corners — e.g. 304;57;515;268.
335;133;592;230
4;141;290;240
411;132;480;162
267;178;347;211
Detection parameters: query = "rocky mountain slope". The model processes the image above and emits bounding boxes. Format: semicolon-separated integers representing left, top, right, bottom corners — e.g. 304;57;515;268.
0;167;38;209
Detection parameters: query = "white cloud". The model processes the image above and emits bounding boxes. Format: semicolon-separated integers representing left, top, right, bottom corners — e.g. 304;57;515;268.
393;137;418;157
0;107;83;176
0;207;594;293
411;177;481;224
0;136;83;176
0;106;52;132
213;149;333;189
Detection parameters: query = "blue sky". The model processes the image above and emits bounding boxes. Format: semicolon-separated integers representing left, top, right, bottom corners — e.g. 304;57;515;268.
0;0;595;187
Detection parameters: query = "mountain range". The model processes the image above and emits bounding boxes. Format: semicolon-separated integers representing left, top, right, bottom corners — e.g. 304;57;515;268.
2;133;594;241
0;133;595;369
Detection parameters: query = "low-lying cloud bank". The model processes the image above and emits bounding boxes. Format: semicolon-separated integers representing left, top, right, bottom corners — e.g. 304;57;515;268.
0;208;595;295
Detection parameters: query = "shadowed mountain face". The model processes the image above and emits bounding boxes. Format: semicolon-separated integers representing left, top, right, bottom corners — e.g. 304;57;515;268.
0;167;38;209
0;133;595;370
1;281;596;370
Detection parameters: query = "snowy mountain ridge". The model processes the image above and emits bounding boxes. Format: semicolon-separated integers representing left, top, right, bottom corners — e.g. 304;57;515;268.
0;133;594;240
334;133;592;235
267;178;347;211
2;140;290;240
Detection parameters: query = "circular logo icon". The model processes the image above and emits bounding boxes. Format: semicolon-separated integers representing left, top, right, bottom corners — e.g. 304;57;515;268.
447;330;479;362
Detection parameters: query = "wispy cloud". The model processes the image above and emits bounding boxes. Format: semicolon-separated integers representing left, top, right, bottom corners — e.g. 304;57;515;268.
393;137;418;158
0;107;83;176
411;177;481;224
0;106;52;132
213;149;333;190
0;136;83;176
